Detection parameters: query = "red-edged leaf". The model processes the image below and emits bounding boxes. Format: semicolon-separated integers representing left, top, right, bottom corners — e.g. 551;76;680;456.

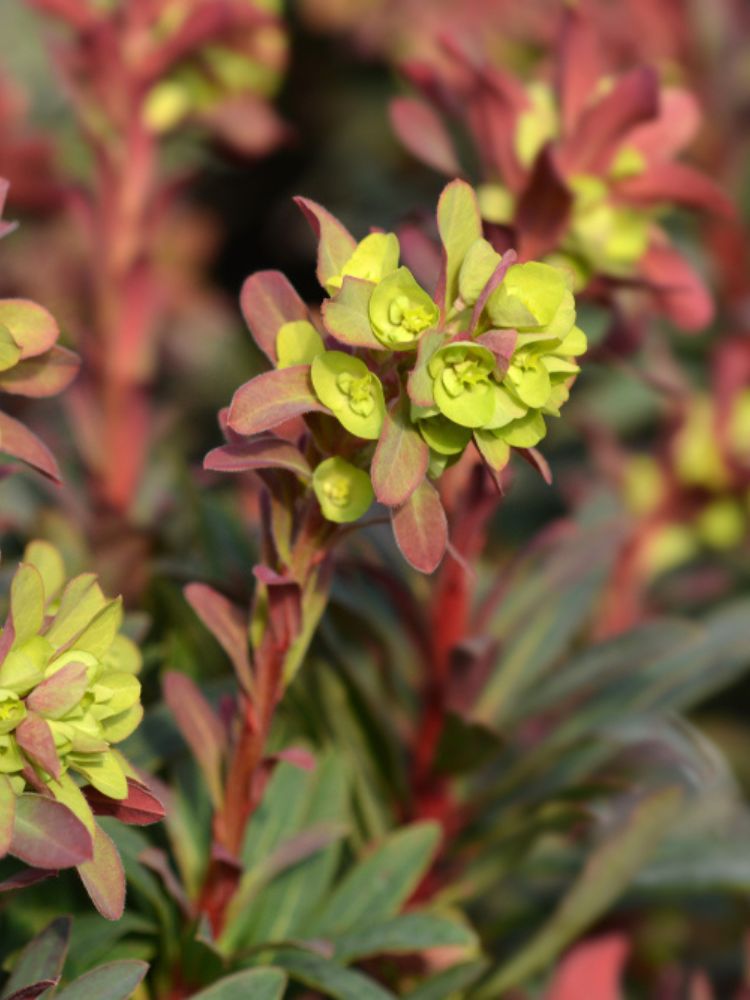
0;411;61;482
546;934;629;1000
204;435;311;479
628;87;701;162
184;582;253;694
163;671;226;808
561;66;659;175
390;96;462;176
476;329;518;376
616;162;734;219
639;244;714;332
10;794;93;869
53;960;148;1000
253;565;302;650
0;867;57;892
515;446;553;484
240;270;310;364
0;346;80;398
4;980;59;999
397;221;443;295
15;714;61;780
469;250;517;333
83;779;165;826
556;6;606;136
1;915;70;998
294;196;356;291
371;397;429;507
0;179;17;240
391;479;448;574
26;662;88;718
0;774;15;858
322;277;385;349
200;94;290;158
0;300;59;359
77;823;126;921
407;329;446;407
228;365;326;436
516;147;573;261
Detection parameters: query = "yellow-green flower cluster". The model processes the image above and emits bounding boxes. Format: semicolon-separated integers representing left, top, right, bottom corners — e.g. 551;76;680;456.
0;541;142;805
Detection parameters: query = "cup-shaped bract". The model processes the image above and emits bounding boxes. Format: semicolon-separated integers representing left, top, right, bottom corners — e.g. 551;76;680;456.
312;351;386;439
369;267;440;349
313;457;375;523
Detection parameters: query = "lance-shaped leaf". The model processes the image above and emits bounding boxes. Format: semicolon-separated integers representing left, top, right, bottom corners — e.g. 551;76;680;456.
205;435;310;480
556;6;606;135
228;365;326;436
476;787;682;996
184;582;253;694
294;196;357;292
0;346;80;398
276;953;396;1000
0;411;61;482
27;662;88;718
163;671;226;808
0;300;59;359
639;244;714;332
190;969;287;1000
10;562;45;645
10;794;93;869
0;915;71;1000
562;66;659;175
0;775;15;859
240;271;310;364
3;983;59;1000
371;397;429;507
390;97;462;177
515;147;573;261
83;778;165;826
16;714;61;780
616;162;735;219
334;912;478;963
53;961;148;1000
437;180;483;313
0;868;56;893
322;277;385;349
77;823;126;921
392;480;448;574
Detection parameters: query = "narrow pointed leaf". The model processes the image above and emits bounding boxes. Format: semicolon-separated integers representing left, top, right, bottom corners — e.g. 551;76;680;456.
228;366;325;436
0;411;61;482
77;823;126;921
278;952;396;1000
390;97;461;176
53;961;147;1000
0;916;71;1000
392;481;448;574
204;436;311;480
163;671;226;807
184;583;253;693
10;563;45;645
294;197;357;291
190;969;287;1000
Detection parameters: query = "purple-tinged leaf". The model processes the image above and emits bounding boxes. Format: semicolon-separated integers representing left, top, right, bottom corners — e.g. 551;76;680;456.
556;6;606;136
371;398;429;507
16;714;61;780
0;775;15;858
240;271;310;364
26;663;88;718
10;794;93;869
184;582;253;694
53;961;148;1000
253;566;302;650
407;329;447;407
627;87;700;161
200;95;290;159
0;179;17;240
397;222;442;295
83;779;165;826
322;276;384;349
228;366;325;437
616;162;735;219
469;250;517;333
391;479;448;574
0;301;59;360
1;915;70;999
0;346;80;398
0;867;57;893
204;436;311;480
77;823;126;921
515;446;553;485
4;981;59;1000
138;847;193;918
639;244;714;333
294;196;357;292
0;411;61;482
390;97;462;176
272;746;316;771
476;330;518;377
562;66;659;175
516;147;573;261
163;671;226;808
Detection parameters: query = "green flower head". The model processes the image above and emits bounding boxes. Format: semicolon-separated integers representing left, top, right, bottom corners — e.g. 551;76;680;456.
327;232;400;294
311;351;385;440
369;267;439;350
428;342;497;428
487;261;575;340
0;541;142;801
313;457;374;523
566;175;651;276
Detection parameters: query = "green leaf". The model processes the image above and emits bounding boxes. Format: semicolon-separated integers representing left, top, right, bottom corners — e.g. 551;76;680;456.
190;968;287;1000
476;787;683;996
163;671;226;808
228;366;326;437
0;323;20;372
0;775;15;858
371;397;429;507
436;180;482;312
277;320;325;368
276;951;396;1000
315;822;440;937
53;961;148;1000
11;563;46;645
322;277;384;350
405;961;488;1000
391;480;448;574
335;912;478;962
0;300;59;359
1;917;70;1000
